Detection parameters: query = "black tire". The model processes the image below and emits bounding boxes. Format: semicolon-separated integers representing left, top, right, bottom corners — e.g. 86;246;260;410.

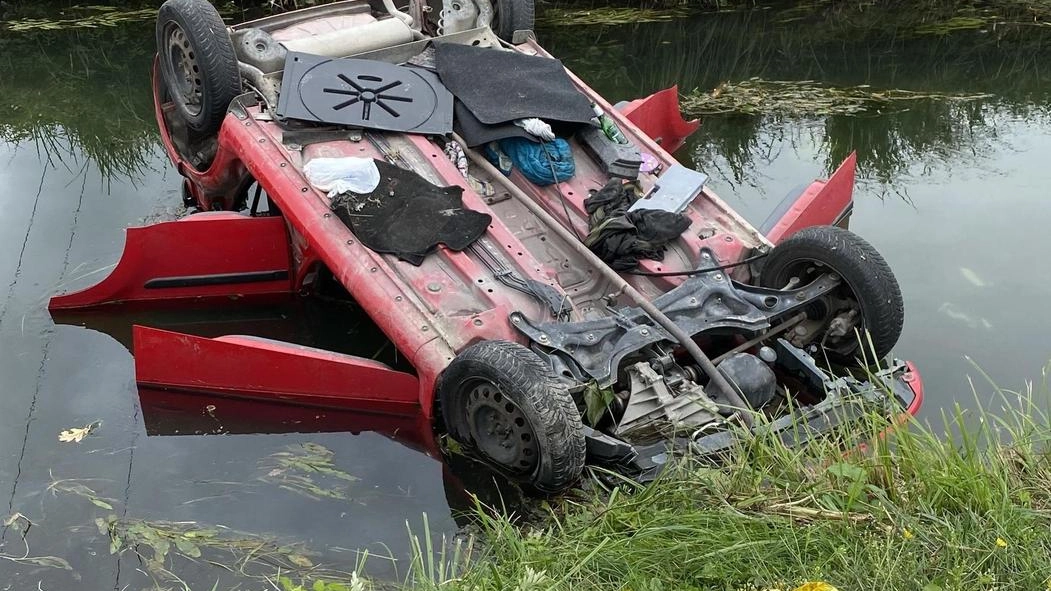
492;0;534;43
157;0;241;136
437;340;585;493
760;226;904;364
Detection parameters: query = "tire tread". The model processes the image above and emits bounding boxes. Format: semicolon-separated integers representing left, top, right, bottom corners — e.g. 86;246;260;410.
157;0;241;135
438;340;585;493
761;226;904;362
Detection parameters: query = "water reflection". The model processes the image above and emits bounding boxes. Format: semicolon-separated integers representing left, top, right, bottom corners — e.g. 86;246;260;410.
542;7;1051;183
0;23;158;182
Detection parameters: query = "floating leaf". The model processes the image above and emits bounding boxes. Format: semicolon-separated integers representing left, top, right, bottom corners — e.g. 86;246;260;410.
8;555;73;570
288;553;314;568
90;498;114;510
260;443;358;500
58;420;101;443
2;512;27;530
174;537;201;558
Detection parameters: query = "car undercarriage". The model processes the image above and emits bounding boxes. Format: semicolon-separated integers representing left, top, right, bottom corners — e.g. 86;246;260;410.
48;0;922;492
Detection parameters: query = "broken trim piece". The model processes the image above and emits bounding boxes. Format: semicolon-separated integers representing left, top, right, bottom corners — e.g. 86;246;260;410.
49;213;294;311
134;326;421;415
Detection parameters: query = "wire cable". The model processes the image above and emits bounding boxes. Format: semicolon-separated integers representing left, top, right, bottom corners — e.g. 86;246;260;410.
540;139;584;241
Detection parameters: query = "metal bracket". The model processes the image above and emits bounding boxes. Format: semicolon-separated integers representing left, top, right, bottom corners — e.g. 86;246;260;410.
510;248;843;387
615;362;721;438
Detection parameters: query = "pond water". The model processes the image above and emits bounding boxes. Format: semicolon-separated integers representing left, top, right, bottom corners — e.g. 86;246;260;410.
2;3;1050;589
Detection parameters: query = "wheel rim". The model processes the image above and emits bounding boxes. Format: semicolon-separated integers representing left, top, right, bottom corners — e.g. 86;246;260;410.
163;22;203;117
463;380;539;474
772;259;867;357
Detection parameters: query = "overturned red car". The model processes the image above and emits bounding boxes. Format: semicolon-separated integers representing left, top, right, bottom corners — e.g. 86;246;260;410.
50;0;922;492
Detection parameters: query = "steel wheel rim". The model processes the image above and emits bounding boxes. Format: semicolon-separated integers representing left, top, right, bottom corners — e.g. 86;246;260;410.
463;380;538;473
164;22;203;116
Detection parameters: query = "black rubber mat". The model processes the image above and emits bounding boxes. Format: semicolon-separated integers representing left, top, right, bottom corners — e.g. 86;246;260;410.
331;160;492;265
453;99;534;147
434;43;595;126
277;52;454;134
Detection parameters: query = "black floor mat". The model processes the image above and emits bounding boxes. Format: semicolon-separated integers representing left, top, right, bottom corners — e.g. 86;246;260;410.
331;160;492;265
434;43;595;126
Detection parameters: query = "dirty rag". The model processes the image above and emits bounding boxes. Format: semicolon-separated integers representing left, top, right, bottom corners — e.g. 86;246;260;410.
584;179;691;270
514;118;556;141
330;159;492;265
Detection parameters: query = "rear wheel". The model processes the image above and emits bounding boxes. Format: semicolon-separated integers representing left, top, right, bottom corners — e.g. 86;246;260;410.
492;0;534;42
157;0;241;136
438;340;584;493
760;226;904;364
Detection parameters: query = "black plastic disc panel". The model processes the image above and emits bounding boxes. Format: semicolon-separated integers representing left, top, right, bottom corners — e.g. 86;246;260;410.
277;52;454;135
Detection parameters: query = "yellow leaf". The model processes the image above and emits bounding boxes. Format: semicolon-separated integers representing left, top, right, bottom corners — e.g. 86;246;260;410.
58;421;100;443
996;537;1008;548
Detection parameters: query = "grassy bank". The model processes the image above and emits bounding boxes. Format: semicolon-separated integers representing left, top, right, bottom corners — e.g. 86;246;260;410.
285;370;1051;591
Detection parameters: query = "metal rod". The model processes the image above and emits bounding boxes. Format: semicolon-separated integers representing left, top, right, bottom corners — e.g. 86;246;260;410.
711;312;807;365
452;133;755;428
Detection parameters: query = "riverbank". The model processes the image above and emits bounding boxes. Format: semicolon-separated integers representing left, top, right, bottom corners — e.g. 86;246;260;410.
447;405;1050;590
291;375;1051;591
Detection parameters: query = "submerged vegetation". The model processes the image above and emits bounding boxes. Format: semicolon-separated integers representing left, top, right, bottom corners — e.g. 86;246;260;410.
96;514;330;584
261;442;362;500
682;79;993;117
535;5;692;26
3;5;156;32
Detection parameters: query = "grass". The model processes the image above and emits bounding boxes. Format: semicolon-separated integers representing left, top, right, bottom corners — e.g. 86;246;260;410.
339;363;1051;591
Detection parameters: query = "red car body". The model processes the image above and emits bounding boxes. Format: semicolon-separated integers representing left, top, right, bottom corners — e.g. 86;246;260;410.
49;4;922;477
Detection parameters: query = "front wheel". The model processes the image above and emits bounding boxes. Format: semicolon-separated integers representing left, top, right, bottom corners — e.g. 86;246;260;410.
760;226;904;364
438;340;584;493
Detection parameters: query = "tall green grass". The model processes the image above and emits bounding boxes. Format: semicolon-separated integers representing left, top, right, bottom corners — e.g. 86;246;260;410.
364;366;1051;591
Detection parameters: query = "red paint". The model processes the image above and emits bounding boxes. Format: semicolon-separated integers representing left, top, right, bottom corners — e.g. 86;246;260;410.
59;43;896;426
766;153;857;245
134;326;420;415
617;86;700;154
137;388;438;454
49;214;293;310
902;360;924;416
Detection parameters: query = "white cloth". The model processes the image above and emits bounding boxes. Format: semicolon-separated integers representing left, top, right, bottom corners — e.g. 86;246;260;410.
514;118;556;141
303;157;380;197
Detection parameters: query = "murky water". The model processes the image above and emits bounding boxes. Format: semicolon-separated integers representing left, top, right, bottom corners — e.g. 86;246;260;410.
2;3;1051;588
